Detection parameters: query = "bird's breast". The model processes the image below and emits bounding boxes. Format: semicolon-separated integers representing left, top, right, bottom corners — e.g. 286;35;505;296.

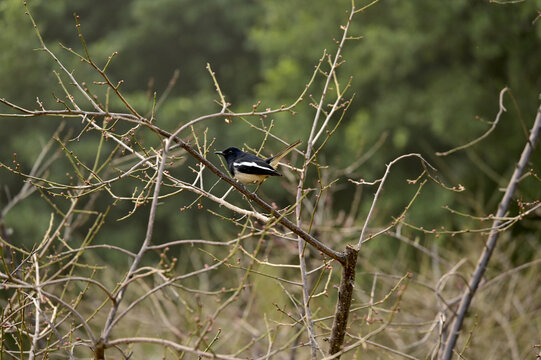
234;172;270;184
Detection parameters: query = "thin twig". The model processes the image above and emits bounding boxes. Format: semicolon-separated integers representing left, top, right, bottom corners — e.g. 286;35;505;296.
436;87;509;156
100;139;168;346
106;337;244;360
357;153;435;249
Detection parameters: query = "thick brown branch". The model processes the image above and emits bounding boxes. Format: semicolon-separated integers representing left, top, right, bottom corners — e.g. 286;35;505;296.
0;100;346;264
168;129;347;264
328;245;358;356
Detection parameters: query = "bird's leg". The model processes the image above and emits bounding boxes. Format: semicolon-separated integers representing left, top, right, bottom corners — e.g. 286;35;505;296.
252;182;262;195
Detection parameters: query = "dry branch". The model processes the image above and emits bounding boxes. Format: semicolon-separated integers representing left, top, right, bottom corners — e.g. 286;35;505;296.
441;101;541;360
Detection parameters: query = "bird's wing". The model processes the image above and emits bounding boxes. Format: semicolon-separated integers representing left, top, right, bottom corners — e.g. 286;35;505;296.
233;154;281;176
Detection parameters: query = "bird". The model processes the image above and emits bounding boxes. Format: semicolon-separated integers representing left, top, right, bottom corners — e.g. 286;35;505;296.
215;140;302;185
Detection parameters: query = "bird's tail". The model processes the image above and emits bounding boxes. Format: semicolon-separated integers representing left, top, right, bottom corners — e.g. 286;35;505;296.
267;140;302;168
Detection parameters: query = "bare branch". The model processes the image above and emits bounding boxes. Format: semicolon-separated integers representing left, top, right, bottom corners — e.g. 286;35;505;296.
436;87;509;156
441;101;541;360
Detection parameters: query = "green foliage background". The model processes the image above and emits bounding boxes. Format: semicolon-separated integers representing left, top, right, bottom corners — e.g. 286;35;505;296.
1;1;541;358
1;0;540;260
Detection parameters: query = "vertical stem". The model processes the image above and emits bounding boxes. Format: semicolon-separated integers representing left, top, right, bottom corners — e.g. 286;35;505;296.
441;104;541;360
98;137;171;357
294;6;356;358
328;245;358;356
29;254;41;360
297;241;319;359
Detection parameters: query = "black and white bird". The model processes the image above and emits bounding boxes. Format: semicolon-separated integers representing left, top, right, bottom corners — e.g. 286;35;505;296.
215;140;302;185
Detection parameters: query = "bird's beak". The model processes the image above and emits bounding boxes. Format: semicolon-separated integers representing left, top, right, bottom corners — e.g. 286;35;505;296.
215;151;224;156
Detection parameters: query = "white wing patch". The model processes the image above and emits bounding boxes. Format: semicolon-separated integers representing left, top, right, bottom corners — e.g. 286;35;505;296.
233;161;273;171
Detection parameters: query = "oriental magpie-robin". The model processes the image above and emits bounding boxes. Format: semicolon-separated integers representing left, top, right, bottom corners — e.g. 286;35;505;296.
215;140;301;185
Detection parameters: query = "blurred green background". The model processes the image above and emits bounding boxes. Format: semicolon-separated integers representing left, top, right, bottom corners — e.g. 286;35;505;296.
1;1;541;358
0;0;540;256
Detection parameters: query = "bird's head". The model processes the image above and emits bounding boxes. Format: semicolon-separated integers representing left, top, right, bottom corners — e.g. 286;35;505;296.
215;147;243;162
